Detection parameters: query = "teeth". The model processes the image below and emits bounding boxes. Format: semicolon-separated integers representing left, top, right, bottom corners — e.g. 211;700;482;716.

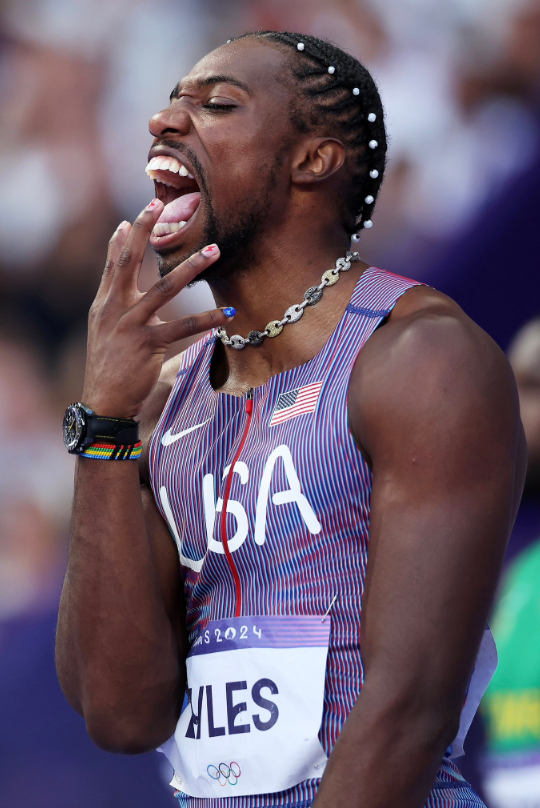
147;156;166;171
153;221;187;236
145;155;194;181
145;171;179;188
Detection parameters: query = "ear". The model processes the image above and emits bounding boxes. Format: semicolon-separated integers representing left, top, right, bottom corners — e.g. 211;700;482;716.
291;137;346;185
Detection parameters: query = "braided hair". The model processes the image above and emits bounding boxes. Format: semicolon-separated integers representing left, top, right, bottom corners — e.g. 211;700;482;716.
229;30;387;238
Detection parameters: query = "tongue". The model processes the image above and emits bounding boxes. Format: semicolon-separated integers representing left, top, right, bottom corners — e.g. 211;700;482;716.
157;192;201;224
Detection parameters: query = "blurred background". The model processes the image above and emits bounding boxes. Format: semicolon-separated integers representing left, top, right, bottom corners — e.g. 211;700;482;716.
0;0;539;806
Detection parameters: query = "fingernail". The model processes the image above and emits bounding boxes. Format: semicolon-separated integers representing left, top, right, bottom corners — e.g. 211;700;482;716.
147;198;160;209
223;307;236;318
115;220;129;232
202;244;219;256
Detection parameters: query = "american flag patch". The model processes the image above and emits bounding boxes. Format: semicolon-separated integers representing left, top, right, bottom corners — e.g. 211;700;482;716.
269;382;323;426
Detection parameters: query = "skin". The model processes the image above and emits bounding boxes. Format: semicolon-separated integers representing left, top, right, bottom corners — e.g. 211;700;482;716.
508;319;540;492
56;38;526;807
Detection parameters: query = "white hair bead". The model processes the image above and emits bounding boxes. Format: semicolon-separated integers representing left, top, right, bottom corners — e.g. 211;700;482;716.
369;140;378;149
370;169;379;178
365;195;374;204
351;233;361;242
297;42;305;51
352;87;360;96
363;220;373;229
367;113;376;122
328;66;335;74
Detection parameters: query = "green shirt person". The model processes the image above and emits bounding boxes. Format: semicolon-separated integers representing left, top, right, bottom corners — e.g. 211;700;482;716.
483;539;540;806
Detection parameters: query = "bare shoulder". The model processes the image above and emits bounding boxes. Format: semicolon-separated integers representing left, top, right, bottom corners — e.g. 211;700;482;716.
348;284;521;462
360;284;497;357
138;353;184;483
352;284;512;388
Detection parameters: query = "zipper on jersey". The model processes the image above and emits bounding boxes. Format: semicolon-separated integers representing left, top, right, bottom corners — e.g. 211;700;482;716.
220;387;253;617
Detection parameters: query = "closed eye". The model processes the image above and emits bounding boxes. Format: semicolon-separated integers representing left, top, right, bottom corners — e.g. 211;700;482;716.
203;102;236;111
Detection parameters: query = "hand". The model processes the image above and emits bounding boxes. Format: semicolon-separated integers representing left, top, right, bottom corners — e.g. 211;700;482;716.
82;199;232;418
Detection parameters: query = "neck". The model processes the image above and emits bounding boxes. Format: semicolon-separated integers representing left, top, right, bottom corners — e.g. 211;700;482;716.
207;221;368;394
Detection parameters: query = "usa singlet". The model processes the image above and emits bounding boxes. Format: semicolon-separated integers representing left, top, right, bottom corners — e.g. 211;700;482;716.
149;266;488;808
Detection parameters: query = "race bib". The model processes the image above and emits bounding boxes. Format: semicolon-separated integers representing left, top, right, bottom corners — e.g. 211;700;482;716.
159;615;330;798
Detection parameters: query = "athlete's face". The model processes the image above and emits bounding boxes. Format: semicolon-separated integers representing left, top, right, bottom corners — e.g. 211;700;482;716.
148;39;295;281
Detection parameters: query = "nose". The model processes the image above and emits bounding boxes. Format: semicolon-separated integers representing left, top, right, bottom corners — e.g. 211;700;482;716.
149;106;191;140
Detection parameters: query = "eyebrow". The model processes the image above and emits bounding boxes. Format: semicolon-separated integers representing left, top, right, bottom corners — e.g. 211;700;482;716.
170;74;252;101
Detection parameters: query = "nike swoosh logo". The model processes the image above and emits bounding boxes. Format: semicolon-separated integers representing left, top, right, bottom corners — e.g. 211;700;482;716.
161;420;210;446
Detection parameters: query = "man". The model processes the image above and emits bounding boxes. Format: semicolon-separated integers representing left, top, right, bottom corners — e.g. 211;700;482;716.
482;317;540;808
56;31;525;808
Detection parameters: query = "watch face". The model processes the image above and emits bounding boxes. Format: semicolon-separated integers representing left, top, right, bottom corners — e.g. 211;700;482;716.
62;404;86;452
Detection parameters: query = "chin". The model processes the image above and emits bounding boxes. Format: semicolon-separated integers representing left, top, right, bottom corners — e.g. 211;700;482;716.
156;243;206;278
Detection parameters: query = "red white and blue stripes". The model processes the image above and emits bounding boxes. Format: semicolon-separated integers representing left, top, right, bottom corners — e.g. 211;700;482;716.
149;267;485;808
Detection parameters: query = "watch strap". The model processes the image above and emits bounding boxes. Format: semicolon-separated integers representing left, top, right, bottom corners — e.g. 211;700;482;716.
81;440;143;461
84;414;140;448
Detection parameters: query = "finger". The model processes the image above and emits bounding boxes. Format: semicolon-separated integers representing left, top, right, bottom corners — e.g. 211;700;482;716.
128;243;221;322
95;221;132;301
110;198;164;297
153;306;235;345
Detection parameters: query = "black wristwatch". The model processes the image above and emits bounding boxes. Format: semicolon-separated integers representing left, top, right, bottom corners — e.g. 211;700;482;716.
62;402;140;456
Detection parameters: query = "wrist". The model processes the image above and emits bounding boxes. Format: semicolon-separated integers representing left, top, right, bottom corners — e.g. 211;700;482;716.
81;394;137;420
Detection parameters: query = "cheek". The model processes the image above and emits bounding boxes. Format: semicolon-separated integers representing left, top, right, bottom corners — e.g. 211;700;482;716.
205;118;284;199
209;158;268;211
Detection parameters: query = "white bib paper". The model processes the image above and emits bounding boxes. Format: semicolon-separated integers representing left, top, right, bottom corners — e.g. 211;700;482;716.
160;615;330;799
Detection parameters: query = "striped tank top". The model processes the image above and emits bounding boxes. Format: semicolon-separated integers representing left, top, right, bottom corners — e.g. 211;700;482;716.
149;266;486;808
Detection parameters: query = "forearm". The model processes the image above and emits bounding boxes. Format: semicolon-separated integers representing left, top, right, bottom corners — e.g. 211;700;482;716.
314;684;457;808
56;458;183;753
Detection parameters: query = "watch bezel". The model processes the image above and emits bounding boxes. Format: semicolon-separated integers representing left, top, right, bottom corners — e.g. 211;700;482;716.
63;403;88;453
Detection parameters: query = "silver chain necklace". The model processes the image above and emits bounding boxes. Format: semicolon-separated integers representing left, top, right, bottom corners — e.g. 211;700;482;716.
216;250;361;350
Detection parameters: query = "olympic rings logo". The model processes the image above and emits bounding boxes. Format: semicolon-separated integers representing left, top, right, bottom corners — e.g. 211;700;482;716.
207;761;241;786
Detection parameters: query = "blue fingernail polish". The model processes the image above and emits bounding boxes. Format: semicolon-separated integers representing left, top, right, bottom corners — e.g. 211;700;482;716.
223;307;236;318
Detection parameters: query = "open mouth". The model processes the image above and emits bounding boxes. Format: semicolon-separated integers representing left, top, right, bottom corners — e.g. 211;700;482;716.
145;154;202;247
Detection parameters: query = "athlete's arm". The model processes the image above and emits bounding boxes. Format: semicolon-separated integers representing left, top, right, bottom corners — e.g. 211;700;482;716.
314;288;526;808
55;202;231;753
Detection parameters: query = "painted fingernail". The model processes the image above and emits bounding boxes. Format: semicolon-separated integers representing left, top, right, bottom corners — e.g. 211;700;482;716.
223;307;236;318
202;244;219;256
147;198;160;209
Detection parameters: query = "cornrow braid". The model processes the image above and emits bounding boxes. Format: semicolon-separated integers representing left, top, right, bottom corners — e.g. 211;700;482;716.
228;30;387;240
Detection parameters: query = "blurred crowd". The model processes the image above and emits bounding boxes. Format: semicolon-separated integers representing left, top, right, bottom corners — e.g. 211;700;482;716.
0;0;539;806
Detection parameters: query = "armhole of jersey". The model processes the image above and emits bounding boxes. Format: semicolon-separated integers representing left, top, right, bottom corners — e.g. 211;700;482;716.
346;278;426;464
374;280;427;331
